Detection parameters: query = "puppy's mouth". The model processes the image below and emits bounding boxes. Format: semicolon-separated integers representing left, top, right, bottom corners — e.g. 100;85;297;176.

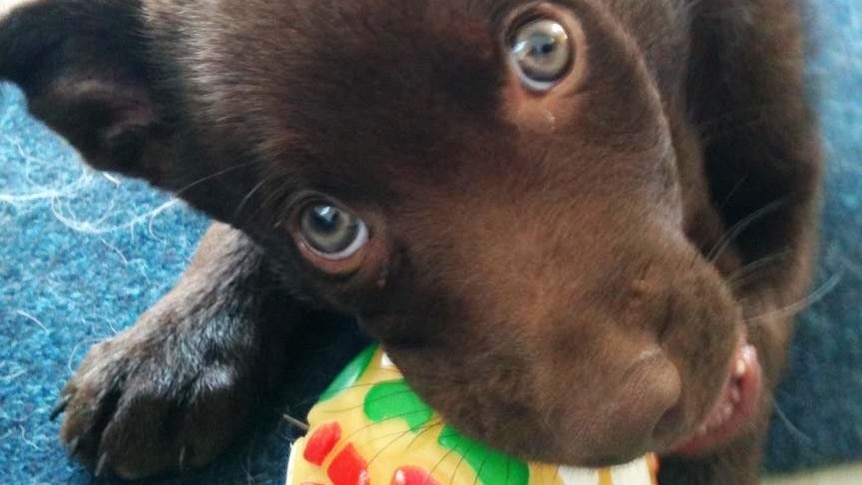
669;334;763;456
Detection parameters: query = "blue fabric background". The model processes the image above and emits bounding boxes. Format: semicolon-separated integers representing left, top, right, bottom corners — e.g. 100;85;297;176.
1;2;860;484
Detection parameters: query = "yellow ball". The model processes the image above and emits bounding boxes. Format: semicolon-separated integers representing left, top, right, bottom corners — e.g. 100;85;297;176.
287;346;658;485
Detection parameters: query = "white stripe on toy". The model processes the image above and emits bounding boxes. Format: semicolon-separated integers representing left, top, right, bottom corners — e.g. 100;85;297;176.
558;466;599;485
610;458;652;485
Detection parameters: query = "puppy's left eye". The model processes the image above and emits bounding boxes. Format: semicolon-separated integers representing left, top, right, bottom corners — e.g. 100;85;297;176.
297;202;369;262
509;19;573;90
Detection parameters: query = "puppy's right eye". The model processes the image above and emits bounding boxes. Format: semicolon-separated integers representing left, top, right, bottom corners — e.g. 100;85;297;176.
298;202;369;261
289;198;372;274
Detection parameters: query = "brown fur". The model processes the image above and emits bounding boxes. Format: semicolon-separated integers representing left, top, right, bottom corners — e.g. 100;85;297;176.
0;0;822;483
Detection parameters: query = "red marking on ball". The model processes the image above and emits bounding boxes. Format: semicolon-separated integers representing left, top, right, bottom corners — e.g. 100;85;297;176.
304;421;343;466
328;444;369;485
391;466;440;485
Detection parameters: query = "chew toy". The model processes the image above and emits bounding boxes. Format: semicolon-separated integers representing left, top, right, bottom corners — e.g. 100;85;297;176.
287;345;658;485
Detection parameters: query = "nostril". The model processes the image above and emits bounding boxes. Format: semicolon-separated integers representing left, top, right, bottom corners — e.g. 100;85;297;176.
618;348;682;442
654;402;685;441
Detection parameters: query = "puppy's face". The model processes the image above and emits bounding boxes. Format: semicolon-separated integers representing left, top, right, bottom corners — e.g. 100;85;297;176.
3;0;769;467
172;0;757;465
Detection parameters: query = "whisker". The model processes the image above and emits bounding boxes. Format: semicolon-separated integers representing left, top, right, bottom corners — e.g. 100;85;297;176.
771;397;815;446
471;451;491;485
726;250;792;290
428;442;460;485
695;104;770;134
706;199;787;264
744;270;843;324
172;160;264;197
715;174;750;215
363;428;417;465
336;408;436;447
366;421;443;469
232;179;267;221
405;420;443;450
253;173;297;227
449;439;478;485
699;114;771;146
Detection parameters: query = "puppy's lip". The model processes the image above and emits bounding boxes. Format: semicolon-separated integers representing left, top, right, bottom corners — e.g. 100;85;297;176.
667;334;763;456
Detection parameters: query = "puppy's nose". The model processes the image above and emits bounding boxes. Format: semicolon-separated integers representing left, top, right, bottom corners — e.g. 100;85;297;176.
604;349;681;456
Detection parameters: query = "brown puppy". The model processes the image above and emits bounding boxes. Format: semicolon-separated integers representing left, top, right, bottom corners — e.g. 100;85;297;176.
0;0;822;483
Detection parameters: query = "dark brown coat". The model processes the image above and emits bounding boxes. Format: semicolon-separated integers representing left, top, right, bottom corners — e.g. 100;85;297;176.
0;0;822;483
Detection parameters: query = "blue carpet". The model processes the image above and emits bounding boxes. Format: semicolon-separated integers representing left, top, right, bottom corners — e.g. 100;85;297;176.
1;3;861;484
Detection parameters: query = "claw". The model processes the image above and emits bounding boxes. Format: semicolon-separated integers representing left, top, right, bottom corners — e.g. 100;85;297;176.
50;395;71;421
68;437;83;458
178;445;188;473
94;453;110;478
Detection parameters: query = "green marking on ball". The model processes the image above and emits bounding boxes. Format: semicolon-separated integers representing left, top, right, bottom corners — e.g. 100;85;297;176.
319;345;377;402
438;425;529;485
363;380;435;431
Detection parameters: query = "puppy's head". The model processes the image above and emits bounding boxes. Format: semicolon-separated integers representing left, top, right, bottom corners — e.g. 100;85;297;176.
3;0;780;466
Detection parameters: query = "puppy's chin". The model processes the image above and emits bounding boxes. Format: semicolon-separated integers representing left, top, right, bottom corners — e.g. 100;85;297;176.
437;406;652;469
383;324;758;469
452;343;764;469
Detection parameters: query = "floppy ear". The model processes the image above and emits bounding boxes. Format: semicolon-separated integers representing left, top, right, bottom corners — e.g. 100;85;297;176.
0;0;170;183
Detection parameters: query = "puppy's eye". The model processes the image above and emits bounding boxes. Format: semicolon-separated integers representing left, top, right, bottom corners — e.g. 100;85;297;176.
297;202;369;261
510;19;572;90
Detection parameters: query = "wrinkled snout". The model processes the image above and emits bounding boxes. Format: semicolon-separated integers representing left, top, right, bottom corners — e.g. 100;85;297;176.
376;200;741;467
555;347;683;465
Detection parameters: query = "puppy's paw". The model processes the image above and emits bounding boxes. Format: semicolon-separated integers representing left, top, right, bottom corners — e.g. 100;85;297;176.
54;312;259;479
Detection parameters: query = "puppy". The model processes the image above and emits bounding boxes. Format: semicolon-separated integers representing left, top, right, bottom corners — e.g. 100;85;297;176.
0;0;822;483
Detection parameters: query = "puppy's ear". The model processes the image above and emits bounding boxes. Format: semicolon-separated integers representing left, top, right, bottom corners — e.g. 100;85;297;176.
0;0;168;182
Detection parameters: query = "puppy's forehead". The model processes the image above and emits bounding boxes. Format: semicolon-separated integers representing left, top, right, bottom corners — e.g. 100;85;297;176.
177;0;521;178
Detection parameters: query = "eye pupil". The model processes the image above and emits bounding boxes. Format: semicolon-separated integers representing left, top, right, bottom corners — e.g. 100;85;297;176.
532;35;555;55
309;206;341;233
